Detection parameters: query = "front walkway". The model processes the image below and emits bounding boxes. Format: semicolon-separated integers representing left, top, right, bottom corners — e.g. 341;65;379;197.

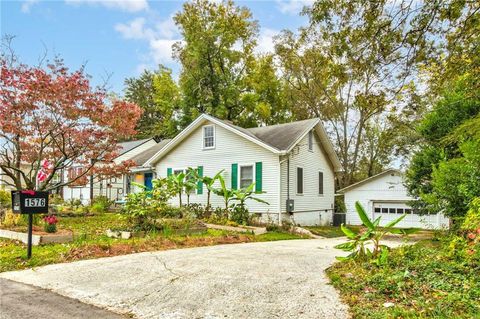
1;239;350;319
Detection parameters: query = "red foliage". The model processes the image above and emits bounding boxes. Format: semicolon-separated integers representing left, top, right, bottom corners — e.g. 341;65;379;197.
0;57;142;191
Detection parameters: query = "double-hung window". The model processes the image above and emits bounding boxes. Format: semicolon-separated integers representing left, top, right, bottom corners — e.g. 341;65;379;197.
203;125;215;149
297;167;304;194
239;165;254;189
318;171;324;195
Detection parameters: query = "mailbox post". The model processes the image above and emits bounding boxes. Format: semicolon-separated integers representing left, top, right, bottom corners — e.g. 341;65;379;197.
11;191;49;259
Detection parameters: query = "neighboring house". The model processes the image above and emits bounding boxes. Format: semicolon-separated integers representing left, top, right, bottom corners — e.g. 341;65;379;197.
63;138;158;204
143;114;342;226
337;169;450;229
127;139;171;194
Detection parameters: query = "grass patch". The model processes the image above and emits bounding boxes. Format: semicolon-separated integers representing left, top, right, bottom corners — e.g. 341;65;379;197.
0;213;304;273
327;239;480;318
306;225;361;238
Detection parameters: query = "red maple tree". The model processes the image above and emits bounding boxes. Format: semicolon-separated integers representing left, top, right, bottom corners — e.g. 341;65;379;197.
0;56;142;191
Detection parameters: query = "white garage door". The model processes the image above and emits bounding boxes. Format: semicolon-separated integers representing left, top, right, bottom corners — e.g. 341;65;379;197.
372;201;443;229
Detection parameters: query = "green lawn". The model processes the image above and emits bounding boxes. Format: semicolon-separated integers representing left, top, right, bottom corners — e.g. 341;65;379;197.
0;213;305;273
327;239;480;318
306;225;361;238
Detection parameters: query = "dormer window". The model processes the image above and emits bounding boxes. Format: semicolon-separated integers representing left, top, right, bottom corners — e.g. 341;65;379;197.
203;125;215;149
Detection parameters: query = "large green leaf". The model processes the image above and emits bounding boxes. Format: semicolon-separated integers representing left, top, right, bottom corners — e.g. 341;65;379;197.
250;197;270;205
355;201;374;229
384;213;406;228
334;241;356;251
340;224;357;239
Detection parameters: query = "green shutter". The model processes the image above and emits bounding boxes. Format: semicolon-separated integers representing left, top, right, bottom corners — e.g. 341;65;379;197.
167;168;172;177
255;162;263;193
231;163;238;189
197;166;203;194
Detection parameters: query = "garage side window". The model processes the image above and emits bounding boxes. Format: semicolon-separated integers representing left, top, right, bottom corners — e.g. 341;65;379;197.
297;167;303;194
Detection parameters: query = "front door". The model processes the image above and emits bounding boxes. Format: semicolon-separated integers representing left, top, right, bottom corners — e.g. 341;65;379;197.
144;173;153;191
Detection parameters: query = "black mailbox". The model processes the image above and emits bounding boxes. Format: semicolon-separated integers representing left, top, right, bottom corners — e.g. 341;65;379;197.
11;191;49;214
286;199;294;214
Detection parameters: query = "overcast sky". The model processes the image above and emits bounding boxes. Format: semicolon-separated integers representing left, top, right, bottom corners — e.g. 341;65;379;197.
2;0;311;94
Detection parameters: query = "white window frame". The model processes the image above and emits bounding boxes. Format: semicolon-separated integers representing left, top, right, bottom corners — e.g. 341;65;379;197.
296;166;304;195
172;168;196;194
318;170;324;196
308;131;313;151
202;125;216;150
238;163;255;189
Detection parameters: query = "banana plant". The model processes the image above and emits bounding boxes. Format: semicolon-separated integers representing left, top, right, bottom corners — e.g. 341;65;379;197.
231;182;269;209
167;172;186;206
192;169;224;212
335;201;418;264
184;168;199;206
212;175;235;210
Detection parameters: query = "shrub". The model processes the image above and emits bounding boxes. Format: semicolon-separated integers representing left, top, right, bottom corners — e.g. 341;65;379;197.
90;196;113;214
49;194;65;205
0;209;21;227
204;207;234;226
462;197;480;231
0;189;11;208
66;198;82;209
230;205;251;225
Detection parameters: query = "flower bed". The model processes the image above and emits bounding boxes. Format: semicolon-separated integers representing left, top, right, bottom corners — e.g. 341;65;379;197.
0;226;73;246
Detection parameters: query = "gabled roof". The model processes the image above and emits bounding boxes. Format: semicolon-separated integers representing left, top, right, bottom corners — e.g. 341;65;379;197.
130;139;171;166
337;169;402;194
144;114;342;171
117;138;153;156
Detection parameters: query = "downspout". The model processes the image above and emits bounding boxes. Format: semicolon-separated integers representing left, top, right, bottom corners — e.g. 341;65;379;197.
279;154;290;226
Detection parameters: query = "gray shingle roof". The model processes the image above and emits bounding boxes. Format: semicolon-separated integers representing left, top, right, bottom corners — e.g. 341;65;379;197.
131;139;171;166
219;118;319;151
117;138;152;156
246;119;319;151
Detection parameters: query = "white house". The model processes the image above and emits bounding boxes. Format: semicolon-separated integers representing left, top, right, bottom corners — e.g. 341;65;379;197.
337;169;449;229
63;138;158;204
143;114;342;225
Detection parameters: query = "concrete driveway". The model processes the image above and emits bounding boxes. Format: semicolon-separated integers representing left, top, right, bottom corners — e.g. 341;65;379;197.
1;238;350;319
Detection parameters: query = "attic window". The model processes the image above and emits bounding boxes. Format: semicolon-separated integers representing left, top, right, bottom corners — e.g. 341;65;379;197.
308;131;313;151
203;125;215;149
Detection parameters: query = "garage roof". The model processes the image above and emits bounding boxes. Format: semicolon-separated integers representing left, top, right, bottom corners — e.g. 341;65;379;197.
337;169;401;194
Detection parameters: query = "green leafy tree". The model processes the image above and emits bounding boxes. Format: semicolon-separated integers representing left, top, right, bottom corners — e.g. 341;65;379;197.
406;74;480;218
275;0;479;187
124;65;180;139
241;54;293;126
173;0;259;127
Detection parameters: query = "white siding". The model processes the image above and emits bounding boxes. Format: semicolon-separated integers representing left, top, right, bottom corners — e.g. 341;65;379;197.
63;140;157;204
155;122;280;217
343;171;449;229
280;131;335;226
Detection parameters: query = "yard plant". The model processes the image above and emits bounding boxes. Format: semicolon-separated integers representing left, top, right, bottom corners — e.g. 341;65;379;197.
335;201;417;265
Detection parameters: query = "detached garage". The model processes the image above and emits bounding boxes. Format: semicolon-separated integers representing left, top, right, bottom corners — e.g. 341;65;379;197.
337;169;449;229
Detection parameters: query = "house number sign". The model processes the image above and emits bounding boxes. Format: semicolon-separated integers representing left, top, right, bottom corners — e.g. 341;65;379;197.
11;190;49;259
11;191;49;214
